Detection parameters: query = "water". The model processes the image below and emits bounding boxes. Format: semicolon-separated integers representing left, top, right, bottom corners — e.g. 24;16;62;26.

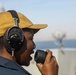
35;39;76;50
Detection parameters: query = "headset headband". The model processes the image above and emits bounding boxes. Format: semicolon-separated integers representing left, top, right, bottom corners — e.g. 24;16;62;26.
8;10;19;23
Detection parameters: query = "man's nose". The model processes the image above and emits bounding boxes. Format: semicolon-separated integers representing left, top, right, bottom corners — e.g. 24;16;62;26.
33;42;36;49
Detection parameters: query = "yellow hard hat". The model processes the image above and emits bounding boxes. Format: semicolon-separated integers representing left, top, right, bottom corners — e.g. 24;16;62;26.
0;11;48;36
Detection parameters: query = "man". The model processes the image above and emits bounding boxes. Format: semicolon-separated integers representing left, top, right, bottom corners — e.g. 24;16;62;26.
0;10;58;75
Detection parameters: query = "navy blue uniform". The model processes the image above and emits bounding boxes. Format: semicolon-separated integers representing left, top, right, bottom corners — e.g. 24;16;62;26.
0;56;31;75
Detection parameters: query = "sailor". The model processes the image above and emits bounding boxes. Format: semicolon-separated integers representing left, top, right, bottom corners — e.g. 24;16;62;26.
0;10;59;75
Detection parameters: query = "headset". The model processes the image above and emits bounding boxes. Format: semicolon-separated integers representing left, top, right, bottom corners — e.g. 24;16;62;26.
2;10;25;55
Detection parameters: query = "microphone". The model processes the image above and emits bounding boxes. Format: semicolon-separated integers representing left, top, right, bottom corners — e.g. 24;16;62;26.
34;50;47;64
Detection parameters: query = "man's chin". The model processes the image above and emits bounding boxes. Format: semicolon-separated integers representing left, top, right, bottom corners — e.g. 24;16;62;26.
25;63;30;66
25;56;32;66
24;61;30;66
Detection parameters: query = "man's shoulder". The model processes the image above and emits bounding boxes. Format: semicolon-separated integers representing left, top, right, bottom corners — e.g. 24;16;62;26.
0;56;31;75
0;66;31;75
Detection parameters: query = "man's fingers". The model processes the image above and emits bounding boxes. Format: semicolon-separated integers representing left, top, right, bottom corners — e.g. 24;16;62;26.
45;49;53;63
36;63;43;71
50;56;59;68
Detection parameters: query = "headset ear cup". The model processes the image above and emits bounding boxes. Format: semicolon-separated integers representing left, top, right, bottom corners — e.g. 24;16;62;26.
2;29;13;54
2;27;25;54
2;10;25;54
1;10;25;54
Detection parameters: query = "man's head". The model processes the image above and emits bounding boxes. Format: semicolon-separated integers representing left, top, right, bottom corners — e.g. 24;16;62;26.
0;10;47;66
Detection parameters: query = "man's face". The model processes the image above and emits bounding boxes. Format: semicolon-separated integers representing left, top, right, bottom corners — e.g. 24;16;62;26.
15;29;35;66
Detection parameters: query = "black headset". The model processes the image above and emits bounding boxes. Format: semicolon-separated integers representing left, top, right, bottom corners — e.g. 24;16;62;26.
2;10;25;54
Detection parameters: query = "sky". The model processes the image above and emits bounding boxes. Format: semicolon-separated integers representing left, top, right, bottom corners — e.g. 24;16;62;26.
0;0;76;41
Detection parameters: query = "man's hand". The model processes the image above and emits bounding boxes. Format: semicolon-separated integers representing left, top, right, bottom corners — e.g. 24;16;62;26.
36;49;59;75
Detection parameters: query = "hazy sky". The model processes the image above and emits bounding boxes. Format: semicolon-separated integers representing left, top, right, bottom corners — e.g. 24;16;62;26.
0;0;76;41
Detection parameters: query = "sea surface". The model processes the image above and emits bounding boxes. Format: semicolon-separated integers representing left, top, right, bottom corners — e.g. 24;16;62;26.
35;39;76;50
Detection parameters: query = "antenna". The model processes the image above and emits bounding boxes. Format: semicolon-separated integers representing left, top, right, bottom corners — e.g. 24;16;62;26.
52;30;66;54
